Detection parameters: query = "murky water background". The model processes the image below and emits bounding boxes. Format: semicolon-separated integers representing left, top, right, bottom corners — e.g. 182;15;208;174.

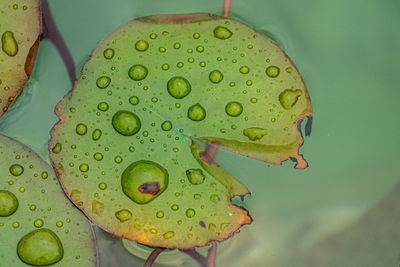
0;0;399;266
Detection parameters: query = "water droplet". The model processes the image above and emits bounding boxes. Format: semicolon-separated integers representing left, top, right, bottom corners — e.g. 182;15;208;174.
103;48;115;59
92;129;102;141
161;121;172;131
208;223;216;231
250;97;258;103
196;45;204;52
128;64;148;81
34;219;44;228
30;205;36;211
167;76;191;99
135;40;149;51
70;190;81;202
187;103;206;121
96;76;111;89
150;228;157;234
98;102;109;111
185;208;196;218
186;169;205;185
225;101;243;117
171;204;179;211
213;26;232;40
52;143;62;154
159;47;166;53
239;66;250;74
243;127;268;141
112;110;141;136
163;231;175;239
266;65;280;78
17;229;64;266
210;194;220;203
0;190;18;216
76;123;87;135
9;164;24;176
193;33;200;39
156;210;164;218
92;200;104;216
286;67;293;73
177;62;184;68
279;89;302;110
129;96;139;105
1;31;18;56
209;70;223;83
115;156;123;163
121;160;169;204
79;163;89;172
41;172;48;179
161;64;169;70
149;33;157;39
115;209;132;222
194;194;201;200
13;222;20;228
98;182;107;190
173;42;181;49
56;221;63;228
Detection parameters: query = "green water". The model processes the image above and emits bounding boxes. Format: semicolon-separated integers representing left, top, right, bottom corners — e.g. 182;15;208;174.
0;0;399;266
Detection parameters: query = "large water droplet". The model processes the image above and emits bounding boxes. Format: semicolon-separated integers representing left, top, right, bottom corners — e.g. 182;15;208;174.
209;70;223;83
121;160;169;204
225;101;243;117
115;209;132;222
17;229;64;266
213;26;232;40
187;103;206;121
1;31;18;57
167;76;191;99
266;65;280;78
186;169;205;185
279;89;302;110
9;164;24;176
112;110;141;136
243;127;268;141
128;64;148;81
0;190;18;216
161;120;172;131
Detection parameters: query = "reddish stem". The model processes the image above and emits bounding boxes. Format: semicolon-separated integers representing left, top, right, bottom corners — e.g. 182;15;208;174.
144;247;165;267
41;0;76;86
222;0;232;17
207;241;217;267
181;248;207;267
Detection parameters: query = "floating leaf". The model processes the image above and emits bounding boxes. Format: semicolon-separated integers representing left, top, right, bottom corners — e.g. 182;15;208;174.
0;0;41;118
0;133;97;266
49;13;312;249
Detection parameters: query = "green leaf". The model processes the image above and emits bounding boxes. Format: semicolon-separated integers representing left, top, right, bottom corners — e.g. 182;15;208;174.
0;133;97;266
49;13;312;249
0;0;41;118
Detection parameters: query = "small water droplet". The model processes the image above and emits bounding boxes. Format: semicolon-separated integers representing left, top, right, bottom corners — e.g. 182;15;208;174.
112;110;141;136
279;89;302;110
225;101;243;117
161;120;172;131
98;182;107;190
135;40;149;51
115;209;132;222
156;210;164;218
9;164;24;176
171;204;179;211
1;31;18;56
167;76;191;99
128;64;148;81
210;194;220;203
163;231;175;239
266;65;280;78
92;129;102;140
97;102;109;111
79;163;89;172
243;127;268;141
92;200;104;216
76;123;87;135
173;42;181;49
0;190;18;216
34;219;44;228
187;103;206;121
186;169;205;185
96;76;111;89
129;96;139;105
51;143;62;154
209;70;223;83
185;208;196;218
103;48;115;59
239;66;249;74
213;26;232;39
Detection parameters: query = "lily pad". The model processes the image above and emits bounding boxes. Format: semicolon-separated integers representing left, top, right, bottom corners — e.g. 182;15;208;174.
0;133;97;266
0;0;41;118
49;13;312;249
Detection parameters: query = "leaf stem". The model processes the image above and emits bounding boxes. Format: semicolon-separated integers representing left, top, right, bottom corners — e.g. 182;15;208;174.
207;241;217;267
144;247;166;267
41;0;76;86
222;0;232;17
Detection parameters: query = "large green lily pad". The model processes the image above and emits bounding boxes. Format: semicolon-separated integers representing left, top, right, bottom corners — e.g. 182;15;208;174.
0;133;97;266
0;0;41;118
49;13;312;249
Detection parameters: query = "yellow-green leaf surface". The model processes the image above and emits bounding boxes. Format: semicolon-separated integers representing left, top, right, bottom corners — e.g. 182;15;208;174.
0;133;97;266
49;13;312;249
0;0;41;118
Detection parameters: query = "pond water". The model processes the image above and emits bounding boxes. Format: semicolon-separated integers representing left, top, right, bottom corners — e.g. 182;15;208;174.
1;0;399;266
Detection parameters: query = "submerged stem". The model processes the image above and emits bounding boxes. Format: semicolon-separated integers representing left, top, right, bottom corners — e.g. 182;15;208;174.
144;247;165;267
222;0;232;17
41;0;76;86
180;248;207;267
